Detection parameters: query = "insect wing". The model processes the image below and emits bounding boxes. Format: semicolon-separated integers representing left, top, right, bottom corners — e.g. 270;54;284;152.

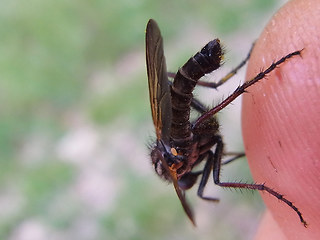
146;19;172;142
171;171;195;226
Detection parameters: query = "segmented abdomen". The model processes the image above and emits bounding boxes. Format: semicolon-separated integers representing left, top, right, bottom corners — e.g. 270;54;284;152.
170;39;223;154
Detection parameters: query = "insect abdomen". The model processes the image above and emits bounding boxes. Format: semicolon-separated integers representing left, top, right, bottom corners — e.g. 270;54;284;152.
170;39;223;152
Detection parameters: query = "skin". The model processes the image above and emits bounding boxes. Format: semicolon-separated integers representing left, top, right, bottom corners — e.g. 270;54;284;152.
242;0;320;239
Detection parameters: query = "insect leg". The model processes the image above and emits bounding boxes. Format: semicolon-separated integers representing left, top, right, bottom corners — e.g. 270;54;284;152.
222;152;245;165
190;97;208;114
167;72;176;79
194;49;303;128
197;150;219;202
212;135;307;227
196;146;245;200
197;43;255;89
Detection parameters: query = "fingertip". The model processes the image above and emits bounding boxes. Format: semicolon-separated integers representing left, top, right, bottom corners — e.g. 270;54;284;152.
242;0;320;238
255;211;286;240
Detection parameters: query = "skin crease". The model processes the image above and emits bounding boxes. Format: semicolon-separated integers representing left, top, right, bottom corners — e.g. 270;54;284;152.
242;0;320;239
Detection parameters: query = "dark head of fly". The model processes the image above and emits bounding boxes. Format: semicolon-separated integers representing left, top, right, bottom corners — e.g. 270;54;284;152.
150;140;173;181
150;139;188;182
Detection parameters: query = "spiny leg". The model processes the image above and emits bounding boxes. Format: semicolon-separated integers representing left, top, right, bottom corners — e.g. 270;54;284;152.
196;150;245;200
209;135;307;227
197;142;241;201
197;43;255;88
194;49;303;128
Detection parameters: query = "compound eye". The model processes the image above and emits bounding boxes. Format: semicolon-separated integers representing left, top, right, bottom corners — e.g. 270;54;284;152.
154;158;164;175
151;148;165;174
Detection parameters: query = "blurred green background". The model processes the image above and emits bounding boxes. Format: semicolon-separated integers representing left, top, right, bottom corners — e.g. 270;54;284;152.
0;0;287;239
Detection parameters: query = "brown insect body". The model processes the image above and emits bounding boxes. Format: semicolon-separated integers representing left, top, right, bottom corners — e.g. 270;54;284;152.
146;19;307;227
169;40;222;178
147;22;221;185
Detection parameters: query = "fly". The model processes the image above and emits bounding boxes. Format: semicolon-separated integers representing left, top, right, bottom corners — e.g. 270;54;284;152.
145;19;306;227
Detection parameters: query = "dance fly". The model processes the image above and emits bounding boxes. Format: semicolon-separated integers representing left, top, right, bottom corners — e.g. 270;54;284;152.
145;19;306;227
